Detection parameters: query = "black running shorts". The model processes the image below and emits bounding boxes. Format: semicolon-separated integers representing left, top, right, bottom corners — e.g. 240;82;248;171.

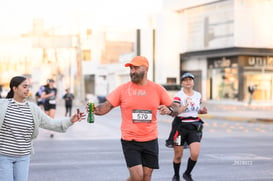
121;138;159;169
44;102;56;111
178;122;202;146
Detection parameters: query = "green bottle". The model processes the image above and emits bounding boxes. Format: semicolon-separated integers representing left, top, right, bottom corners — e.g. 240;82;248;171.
87;102;95;123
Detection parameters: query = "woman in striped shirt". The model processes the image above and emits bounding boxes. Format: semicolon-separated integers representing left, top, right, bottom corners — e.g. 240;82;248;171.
0;76;85;181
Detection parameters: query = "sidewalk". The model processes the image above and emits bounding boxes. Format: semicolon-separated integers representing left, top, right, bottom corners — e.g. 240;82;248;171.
202;100;273;123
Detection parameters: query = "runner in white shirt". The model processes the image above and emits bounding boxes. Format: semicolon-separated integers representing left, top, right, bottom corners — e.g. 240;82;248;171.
158;72;208;181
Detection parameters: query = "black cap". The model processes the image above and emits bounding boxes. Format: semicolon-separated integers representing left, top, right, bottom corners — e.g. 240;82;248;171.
48;79;55;83
181;72;194;81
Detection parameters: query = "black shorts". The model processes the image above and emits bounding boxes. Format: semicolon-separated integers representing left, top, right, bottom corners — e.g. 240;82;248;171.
121;139;159;169
176;122;202;146
37;101;44;106
44;102;56;111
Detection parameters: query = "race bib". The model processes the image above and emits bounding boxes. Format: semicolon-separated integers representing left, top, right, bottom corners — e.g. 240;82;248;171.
49;100;56;104
132;110;152;123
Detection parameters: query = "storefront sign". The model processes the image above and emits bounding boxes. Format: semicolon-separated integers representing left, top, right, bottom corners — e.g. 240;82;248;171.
247;56;273;68
214;57;231;68
208;57;237;68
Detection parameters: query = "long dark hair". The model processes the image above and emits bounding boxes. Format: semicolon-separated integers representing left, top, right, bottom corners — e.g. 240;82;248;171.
6;76;27;98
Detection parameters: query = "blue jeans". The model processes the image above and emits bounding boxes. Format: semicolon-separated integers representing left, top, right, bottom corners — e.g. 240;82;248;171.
0;154;30;181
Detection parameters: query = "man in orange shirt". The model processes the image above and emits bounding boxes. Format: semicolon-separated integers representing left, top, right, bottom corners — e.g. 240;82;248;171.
93;56;177;181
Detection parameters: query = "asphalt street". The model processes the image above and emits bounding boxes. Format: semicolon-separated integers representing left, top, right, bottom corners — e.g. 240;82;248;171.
28;105;273;181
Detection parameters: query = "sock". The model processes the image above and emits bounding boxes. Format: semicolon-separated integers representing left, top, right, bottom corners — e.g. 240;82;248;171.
173;162;181;176
184;158;197;175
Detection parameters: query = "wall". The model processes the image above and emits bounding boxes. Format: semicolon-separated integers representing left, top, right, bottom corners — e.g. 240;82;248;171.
234;0;273;48
156;10;183;84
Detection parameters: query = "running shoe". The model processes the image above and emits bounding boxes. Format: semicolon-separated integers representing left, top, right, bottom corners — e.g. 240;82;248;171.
183;173;193;181
172;175;180;181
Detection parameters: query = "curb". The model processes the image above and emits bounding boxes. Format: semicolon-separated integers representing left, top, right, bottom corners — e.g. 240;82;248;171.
256;118;273;123
200;114;273;123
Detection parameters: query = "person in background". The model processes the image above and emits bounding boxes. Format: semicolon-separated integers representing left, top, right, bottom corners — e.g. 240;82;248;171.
63;88;74;117
0;85;2;98
89;56;179;181
41;79;57;118
0;76;85;181
41;79;58;138
159;72;208;181
35;85;45;110
248;84;255;105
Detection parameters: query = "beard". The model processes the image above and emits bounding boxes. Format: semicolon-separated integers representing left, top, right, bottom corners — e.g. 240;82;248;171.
130;71;145;83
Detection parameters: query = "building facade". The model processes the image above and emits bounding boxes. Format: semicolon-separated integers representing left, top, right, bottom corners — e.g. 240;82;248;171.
160;0;273;102
1;0;273;104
